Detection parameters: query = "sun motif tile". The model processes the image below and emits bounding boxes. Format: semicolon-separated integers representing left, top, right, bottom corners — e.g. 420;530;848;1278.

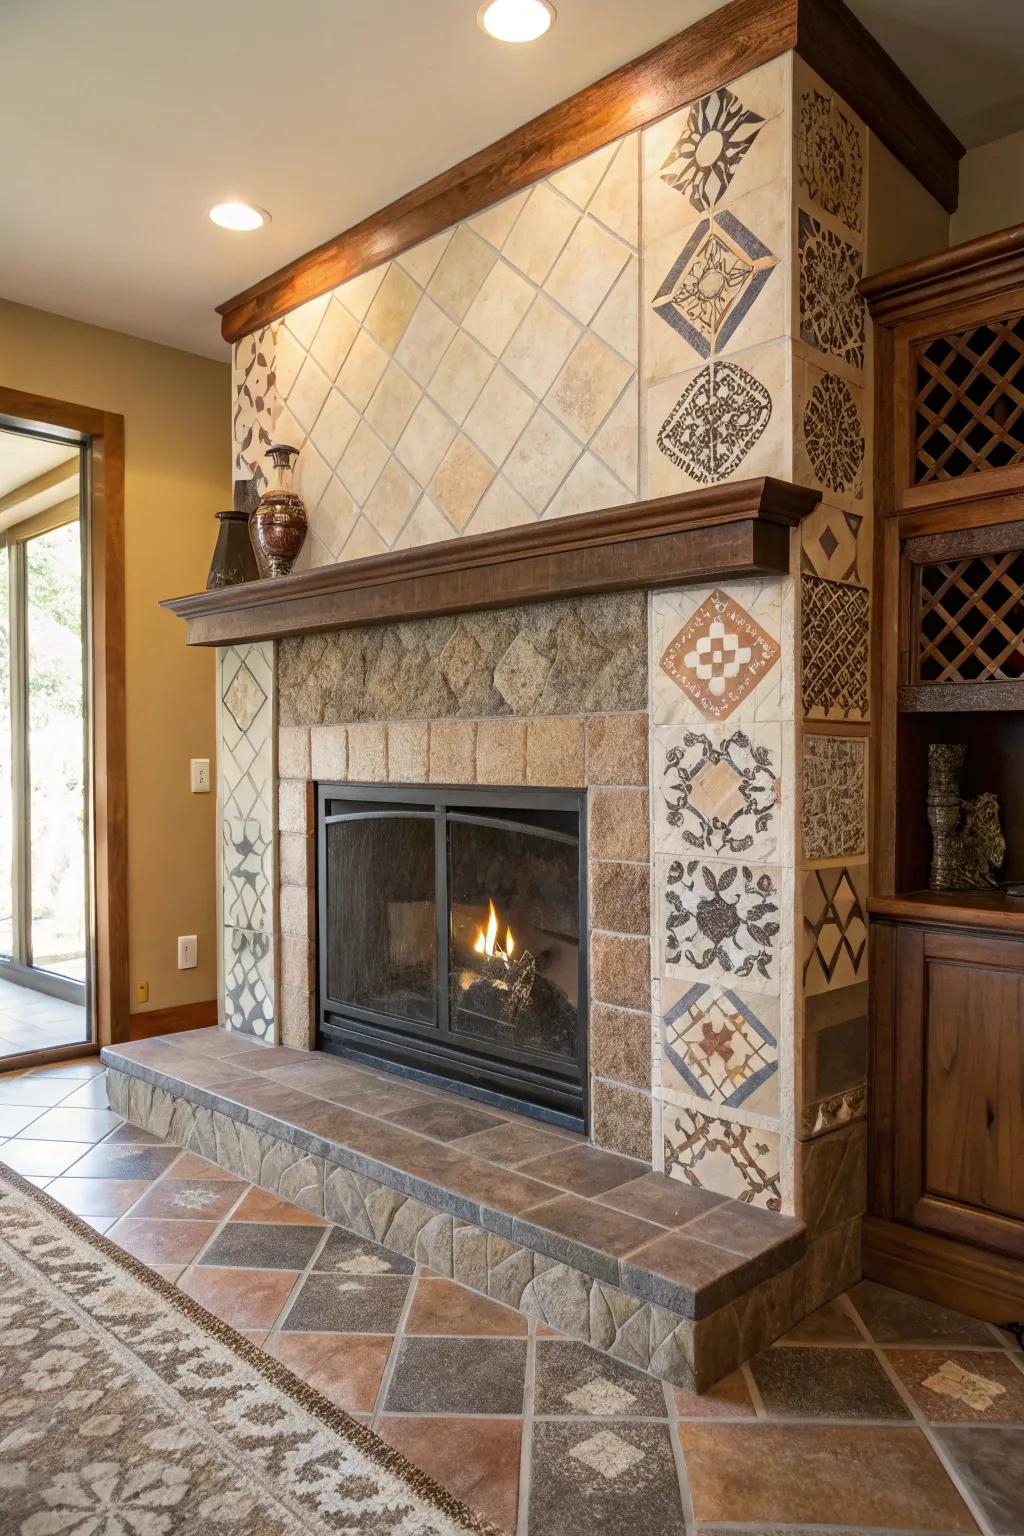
660;855;783;994
659;589;781;722
803;865;869;996
652;210;778;360
656;359;773;485
661;980;779;1114
660;87;765;211
663;1104;782;1209
655;722;781;860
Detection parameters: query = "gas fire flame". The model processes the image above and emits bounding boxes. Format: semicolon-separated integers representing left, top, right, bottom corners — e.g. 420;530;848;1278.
472;899;515;961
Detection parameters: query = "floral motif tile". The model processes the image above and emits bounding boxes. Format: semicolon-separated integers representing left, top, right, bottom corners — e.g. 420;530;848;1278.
659;87;765;211
660;856;784;995
796;83;865;238
663;1103;782;1209
651;209;778;361
654;723;781;861
801;735;867;861
654;586;783;725
803;865;869;997
233;326;278;489
661;979;779;1115
798;211;865;371
801;575;869;721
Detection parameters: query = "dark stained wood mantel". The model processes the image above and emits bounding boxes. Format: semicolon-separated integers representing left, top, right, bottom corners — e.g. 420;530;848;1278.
163;477;819;646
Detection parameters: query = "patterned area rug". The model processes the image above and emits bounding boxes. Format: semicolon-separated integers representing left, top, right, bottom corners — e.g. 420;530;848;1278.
0;1164;504;1535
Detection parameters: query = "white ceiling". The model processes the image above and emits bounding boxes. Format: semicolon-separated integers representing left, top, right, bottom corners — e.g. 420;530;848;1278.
2;0;1023;362
0;429;77;502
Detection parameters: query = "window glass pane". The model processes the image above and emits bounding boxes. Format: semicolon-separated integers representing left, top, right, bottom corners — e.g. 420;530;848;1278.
26;520;86;980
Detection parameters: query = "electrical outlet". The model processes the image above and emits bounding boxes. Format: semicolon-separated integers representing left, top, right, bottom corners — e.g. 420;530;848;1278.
190;758;211;793
136;981;149;1005
177;935;198;970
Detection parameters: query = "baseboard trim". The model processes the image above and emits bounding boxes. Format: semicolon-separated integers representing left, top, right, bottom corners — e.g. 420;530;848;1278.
863;1216;1024;1325
127;1000;218;1041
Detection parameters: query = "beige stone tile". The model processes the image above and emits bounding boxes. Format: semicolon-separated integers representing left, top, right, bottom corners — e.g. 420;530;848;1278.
502;292;581;398
396;229;453;287
586;714;648;786
336;421;389;503
309;298;359;380
470;188;530;249
502;183;578;285
363;459;420;545
395;296;457;386
395;396;456;485
476;718;527;785
308;389;359;467
274;326;306;399
291;528;332;574
545;216;632;326
280;986;316;1051
335;265;387;323
592;1080;652;1161
591;380;639;493
348;722;388;781
463;366;535;466
341;516;388;561
590;859;650;935
336;328;389;411
589;135;640;247
429;720;477;783
428;435;494;529
284;293;330;350
550;143;618;209
590;258;639;367
590;786;649;861
426;226;496;322
426;330;494;424
278;779;310;835
525;717;584;787
393;495;456;550
590;1001;651;1089
463;259;535;357
365;361;421;447
546;332;634;443
292;442;332;512
363;264;421;352
286;356;332;434
590;932;651;1012
502;408;580;512
278;725;311;781
388;721;429;782
310;725;347;781
463;475;536;536
279;833;314;888
314;476;359;556
544;450;628;519
280;883;314;940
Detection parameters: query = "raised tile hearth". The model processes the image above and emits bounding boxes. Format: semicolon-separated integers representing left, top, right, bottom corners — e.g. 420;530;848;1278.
98;1028;860;1390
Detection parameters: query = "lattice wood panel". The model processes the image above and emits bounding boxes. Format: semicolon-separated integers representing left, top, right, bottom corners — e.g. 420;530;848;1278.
916;550;1024;682
914;314;1024;484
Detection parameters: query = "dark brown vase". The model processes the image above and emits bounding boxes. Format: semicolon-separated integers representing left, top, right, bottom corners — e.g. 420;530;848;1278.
249;443;307;579
206;510;260;589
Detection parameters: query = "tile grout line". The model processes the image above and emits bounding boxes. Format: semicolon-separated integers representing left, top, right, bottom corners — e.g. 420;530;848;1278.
262;1218;336;1336
664;1376;697;1535
369;1258;422;1433
515;1322;537;1536
740;1358;767;1418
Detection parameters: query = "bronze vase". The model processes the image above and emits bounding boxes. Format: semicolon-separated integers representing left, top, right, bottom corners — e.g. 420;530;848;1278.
249;443;307;578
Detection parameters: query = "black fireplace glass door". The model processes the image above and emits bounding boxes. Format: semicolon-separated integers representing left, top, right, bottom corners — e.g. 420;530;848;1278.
324;811;436;1027
447;813;580;1063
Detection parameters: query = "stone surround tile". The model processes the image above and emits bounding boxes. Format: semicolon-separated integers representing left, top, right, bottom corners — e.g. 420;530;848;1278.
278;726;310;780
526;716;585;786
591;1079;653;1161
279;987;316;1051
589;787;649;861
279;834;313;888
279;884;313;939
348;722;388;781
585;713;648;786
387;720;429;782
590;860;650;934
590;1002;651;1089
429;719;477;782
591;932;651;1011
278;780;310;835
476;718;528;784
310;724;347;781
280;936;314;993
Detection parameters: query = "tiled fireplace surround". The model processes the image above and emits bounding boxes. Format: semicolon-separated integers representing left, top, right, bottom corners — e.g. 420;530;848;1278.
109;45;885;1387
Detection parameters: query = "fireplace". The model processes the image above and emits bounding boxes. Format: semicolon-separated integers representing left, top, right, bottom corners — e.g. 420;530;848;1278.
316;783;587;1126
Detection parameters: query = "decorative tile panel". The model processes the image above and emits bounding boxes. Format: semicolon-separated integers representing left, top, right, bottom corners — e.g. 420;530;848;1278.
660;857;783;995
659;88;765;211
801;575;869;721
223;927;275;1041
798;211;865;371
661;979;779;1115
655;723;781;861
656;358;773;483
664;1104;782;1210
220;643;275;1038
233;326;278;494
651;209;778;360
801;735;867;861
798;369;865;502
800;505;864;585
802;865;868;997
654;585;783;726
796;89;865;236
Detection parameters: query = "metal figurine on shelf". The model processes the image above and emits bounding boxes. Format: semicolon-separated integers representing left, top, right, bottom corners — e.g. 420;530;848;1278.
926;744;1005;890
249;443;307;578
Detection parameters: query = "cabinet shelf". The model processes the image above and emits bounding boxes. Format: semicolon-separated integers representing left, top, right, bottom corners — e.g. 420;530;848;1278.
898;681;1024;714
869;889;1024;933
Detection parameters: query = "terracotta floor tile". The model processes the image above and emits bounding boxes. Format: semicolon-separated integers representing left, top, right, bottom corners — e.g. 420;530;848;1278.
405;1277;528;1337
129;1178;247;1222
385;1336;527;1415
82;1214;114;1233
848;1280;996;1346
45;1176;152;1217
101;1122;170;1145
265;1331;392;1412
749;1345;911;1420
887;1348;1024;1423
672;1367;755;1419
237;1329;269;1347
231;1186;327;1224
775;1297;864;1345
377;1415;521;1532
677;1422;978;1531
936;1425;1024;1534
107;1215;218;1265
529;1420;684;1536
178;1265;300;1330
150;1263;186;1283
166;1152;239;1180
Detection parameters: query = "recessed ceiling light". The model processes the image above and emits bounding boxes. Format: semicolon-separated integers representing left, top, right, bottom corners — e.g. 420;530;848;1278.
209;202;270;232
478;0;555;43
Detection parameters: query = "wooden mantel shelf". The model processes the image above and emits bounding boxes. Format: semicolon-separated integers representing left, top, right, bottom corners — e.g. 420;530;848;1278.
163;477;819;647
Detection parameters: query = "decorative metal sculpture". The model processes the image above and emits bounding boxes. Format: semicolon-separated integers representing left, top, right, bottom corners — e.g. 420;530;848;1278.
927;744;1005;891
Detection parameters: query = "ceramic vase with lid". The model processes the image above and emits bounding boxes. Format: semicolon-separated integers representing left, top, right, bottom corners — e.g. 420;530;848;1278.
249;443;307;578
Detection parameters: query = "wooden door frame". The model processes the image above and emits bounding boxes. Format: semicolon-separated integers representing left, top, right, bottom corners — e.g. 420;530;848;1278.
0;385;128;1050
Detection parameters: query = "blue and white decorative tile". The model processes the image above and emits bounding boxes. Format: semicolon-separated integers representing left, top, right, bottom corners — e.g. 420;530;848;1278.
223;927;275;1041
661;979;779;1117
654;722;781;862
663;1102;782;1210
658;854;785;996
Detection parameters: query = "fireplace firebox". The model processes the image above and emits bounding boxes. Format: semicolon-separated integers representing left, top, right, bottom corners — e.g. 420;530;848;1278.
316;783;587;1127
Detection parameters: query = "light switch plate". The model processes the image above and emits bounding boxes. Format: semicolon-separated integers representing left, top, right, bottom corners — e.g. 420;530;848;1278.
190;758;211;793
177;935;198;970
